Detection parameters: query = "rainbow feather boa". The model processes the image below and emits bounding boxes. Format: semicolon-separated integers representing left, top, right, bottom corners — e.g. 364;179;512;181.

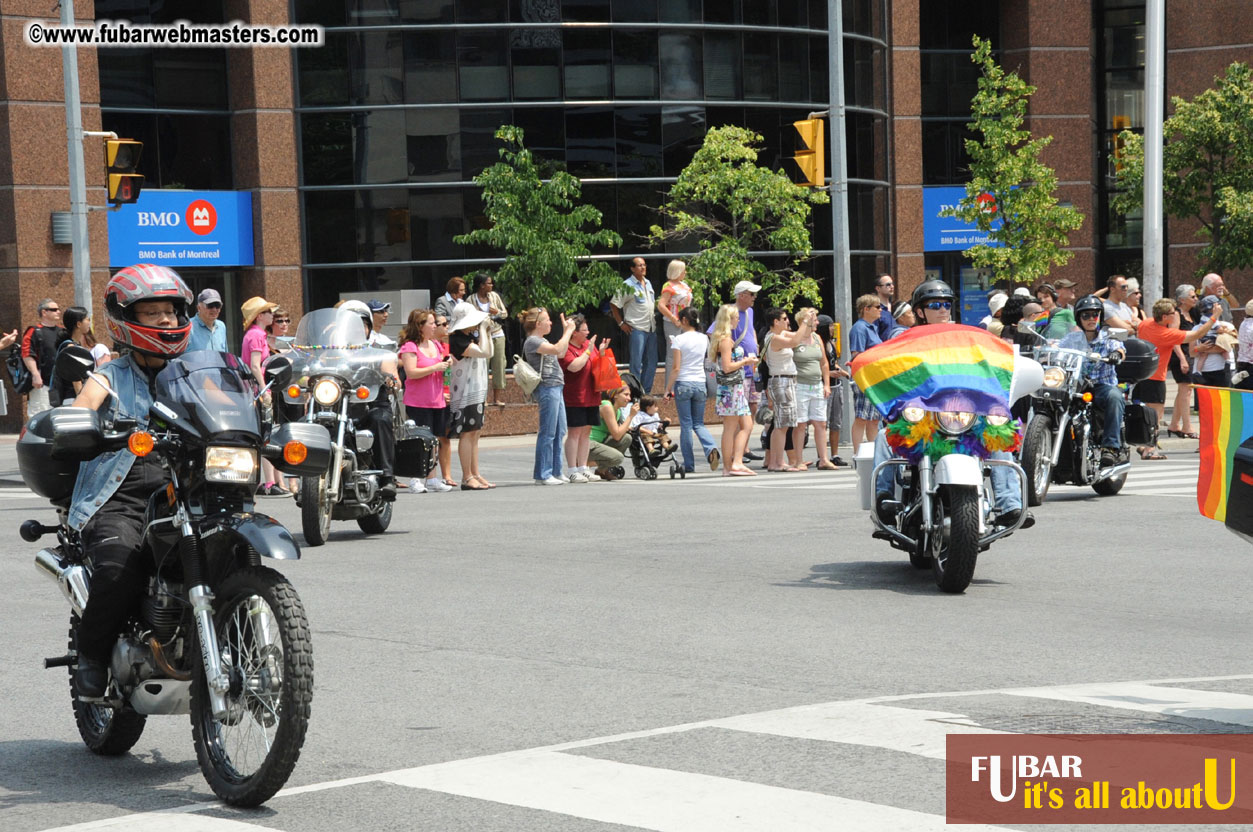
885;412;1022;463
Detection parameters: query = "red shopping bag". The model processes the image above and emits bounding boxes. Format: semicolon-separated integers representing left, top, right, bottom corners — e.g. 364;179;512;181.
593;347;623;391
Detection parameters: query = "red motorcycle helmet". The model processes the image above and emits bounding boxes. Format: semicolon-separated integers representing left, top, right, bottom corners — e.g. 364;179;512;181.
104;264;194;358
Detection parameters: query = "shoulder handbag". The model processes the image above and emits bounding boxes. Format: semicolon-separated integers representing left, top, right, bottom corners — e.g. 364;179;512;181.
512;354;542;397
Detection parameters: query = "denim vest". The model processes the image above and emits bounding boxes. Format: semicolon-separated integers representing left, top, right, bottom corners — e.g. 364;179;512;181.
67;356;156;530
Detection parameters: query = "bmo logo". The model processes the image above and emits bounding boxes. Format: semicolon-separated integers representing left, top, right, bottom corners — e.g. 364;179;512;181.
186;199;218;236
136;212;180;227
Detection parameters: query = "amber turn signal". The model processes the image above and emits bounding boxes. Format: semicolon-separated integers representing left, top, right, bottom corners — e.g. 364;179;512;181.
1081;392;1093;403
355;386;370;400
283;441;308;465
286;385;302;398
128;432;155;457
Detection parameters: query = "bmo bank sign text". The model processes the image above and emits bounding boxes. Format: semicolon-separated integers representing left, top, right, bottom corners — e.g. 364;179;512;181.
108;191;253;267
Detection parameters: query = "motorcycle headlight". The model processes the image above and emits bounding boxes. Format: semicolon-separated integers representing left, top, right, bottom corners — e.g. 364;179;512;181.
901;406;926;423
313;379;342;406
205;446;259;484
938;411;976;434
1042;367;1067;388
985;414;1010;427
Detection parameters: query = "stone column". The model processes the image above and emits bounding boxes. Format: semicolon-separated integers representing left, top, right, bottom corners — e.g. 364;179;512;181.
889;0;924;296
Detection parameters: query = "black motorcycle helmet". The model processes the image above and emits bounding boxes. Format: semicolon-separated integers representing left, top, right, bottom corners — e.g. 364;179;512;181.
1073;294;1104;328
911;279;955;323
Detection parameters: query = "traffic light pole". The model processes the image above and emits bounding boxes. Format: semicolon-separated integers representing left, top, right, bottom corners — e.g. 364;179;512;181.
827;0;854;429
60;0;93;311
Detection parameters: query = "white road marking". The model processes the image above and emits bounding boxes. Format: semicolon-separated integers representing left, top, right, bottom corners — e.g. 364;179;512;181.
380;749;1012;832
1003;681;1253;727
38;814;269;831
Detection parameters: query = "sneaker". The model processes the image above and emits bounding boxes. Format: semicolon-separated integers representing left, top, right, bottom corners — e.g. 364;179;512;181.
568;471;589;483
832;456;850;468
744;450;763;461
407;479;426;493
535;476;566;485
707;448;721;471
425;477;453;492
557;474;571;483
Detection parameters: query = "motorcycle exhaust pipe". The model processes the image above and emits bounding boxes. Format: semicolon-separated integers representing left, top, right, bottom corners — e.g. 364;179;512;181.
34;549;89;616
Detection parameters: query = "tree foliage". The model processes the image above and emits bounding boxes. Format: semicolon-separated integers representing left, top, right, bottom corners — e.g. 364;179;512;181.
454;125;623;313
1114;61;1253;275
648;125;829;309
939;36;1084;287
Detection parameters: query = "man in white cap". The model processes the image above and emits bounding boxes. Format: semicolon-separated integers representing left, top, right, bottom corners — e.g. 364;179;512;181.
188;288;226;352
979;292;1007;335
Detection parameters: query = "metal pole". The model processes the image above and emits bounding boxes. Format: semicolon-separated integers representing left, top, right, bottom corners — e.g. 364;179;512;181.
828;0;853;428
61;0;92;310
1142;0;1165;307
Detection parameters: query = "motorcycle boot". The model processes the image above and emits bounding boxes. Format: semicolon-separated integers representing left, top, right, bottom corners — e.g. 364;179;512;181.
995;508;1036;530
74;657;109;699
378;477;398;502
1100;447;1118;468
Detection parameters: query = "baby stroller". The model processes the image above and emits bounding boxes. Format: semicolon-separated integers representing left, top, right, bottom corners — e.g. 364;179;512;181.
620;371;682;480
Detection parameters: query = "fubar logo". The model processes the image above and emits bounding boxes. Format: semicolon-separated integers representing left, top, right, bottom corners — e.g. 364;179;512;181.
186;199;217;235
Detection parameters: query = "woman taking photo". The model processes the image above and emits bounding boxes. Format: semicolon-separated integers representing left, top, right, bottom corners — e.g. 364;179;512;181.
1167;283;1200;438
762;307;814;472
447;302;494;490
656;259;693;392
398;309;455;493
665;307;720;473
587;384;635;480
710;304;758;476
240;296;285;495
521;307;577;485
792;307;836;469
469;273;509;405
559;314;604;483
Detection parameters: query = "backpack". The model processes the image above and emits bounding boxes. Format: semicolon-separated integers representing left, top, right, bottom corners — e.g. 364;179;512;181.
4;327;35;394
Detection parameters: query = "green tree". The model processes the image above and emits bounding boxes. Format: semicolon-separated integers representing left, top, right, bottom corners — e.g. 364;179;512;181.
1114;61;1253;275
454;125;623;314
648;125;829;309
939;36;1084;287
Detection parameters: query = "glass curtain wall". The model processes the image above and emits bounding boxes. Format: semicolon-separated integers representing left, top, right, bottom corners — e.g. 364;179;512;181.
1097;0;1146;279
294;0;889;314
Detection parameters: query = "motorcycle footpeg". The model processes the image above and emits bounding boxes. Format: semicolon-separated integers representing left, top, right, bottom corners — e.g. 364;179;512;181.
871;529;894;542
44;653;77;669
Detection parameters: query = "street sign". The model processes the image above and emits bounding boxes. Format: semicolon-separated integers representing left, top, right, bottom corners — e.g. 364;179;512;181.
107;190;254;267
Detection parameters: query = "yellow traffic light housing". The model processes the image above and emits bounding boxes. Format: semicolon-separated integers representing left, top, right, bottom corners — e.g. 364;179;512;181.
791;118;825;188
104;139;144;205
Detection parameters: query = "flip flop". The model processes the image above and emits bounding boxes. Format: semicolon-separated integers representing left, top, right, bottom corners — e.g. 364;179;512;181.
1138;448;1168;461
729;468;756;477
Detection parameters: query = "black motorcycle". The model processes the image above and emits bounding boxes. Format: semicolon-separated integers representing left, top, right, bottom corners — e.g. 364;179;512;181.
20;348;330;806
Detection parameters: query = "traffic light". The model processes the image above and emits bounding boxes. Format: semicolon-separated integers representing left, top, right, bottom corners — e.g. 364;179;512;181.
791;118;825;188
104;139;144;205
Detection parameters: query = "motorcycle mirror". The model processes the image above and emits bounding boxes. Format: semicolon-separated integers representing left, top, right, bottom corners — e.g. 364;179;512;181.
264;354;294;389
1015;321;1047;344
54;344;95;383
1103;327;1131;341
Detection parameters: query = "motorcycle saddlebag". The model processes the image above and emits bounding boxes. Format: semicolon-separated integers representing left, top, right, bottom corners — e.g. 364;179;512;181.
394;424;437;479
17;409;81;502
1226;437;1253;540
1123;402;1158;446
1115;338;1160;384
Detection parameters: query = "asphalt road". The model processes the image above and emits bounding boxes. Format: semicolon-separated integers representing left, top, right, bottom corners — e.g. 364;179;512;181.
1;437;1250;832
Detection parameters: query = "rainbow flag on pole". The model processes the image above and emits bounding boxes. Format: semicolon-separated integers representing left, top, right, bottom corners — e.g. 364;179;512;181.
850;324;1016;419
1196;385;1253;523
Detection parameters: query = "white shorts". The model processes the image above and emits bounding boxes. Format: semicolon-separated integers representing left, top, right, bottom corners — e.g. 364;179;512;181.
795;382;827;423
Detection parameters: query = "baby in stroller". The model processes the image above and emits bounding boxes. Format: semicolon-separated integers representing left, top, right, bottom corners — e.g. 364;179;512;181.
630;396;674;455
620;375;681;479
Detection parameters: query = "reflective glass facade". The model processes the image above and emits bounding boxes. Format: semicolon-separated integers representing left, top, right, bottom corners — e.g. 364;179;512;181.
294;0;892;309
1097;0;1146;278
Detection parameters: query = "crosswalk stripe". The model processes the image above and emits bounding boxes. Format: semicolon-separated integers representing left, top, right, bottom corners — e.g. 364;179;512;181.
708;701;1002;759
38;814;268;831
1003;682;1253;727
380;749;1012;832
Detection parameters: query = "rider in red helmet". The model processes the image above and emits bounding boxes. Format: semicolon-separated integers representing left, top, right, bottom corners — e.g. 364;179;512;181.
67;264;193;699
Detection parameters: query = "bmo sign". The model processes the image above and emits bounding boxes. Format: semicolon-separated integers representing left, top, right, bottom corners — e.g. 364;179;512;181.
108;191;253;267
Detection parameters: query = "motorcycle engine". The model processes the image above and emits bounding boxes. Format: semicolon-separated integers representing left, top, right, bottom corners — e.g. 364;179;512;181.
141;578;183;641
110;635;157;689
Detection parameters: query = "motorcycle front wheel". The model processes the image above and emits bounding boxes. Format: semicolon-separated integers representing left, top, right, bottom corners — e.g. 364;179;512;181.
356;499;392;534
1021;415;1053;507
301;474;333;546
191;566;313;807
67;614;146;755
933;486;980;594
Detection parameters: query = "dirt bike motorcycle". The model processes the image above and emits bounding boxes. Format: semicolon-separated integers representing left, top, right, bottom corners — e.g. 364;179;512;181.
19;347;331;806
279;307;399;546
1018;325;1159;505
853;324;1043;593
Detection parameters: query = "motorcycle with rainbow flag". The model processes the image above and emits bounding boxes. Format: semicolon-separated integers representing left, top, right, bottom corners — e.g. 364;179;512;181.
851;324;1043;592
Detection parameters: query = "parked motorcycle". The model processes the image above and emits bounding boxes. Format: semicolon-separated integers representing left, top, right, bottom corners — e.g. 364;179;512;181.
1018;326;1159;505
19;347;331;806
853;324;1043;593
280;308;399;546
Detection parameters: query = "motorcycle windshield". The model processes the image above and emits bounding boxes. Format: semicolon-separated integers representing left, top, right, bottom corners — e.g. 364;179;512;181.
851;324;1015;419
293;308;368;349
154;351;261;437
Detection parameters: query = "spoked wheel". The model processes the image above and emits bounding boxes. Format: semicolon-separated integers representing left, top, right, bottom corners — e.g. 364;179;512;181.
300;474;333;546
932;487;980;594
1021;415;1053;507
68;614;146;755
356;499;393;534
191;567;313;807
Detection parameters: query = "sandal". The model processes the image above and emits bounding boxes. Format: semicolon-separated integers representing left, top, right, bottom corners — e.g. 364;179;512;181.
816;460;838;470
1167;430;1199;439
460;480;489;491
473;475;497;489
1138;448;1168;461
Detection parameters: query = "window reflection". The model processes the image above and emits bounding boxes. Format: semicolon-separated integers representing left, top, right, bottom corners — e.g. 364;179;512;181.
405;31;457;103
458;31;509;100
659;33;703;100
614;30;659;98
566;107;616;177
616;107;662;176
565;29;612;98
704;33;742;100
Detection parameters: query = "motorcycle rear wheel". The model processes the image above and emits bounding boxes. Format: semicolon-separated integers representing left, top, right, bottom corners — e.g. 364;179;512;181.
301;474;332;546
191;566;313;807
1021;415;1053;507
356;500;393;534
67;614;146;755
933;487;979;594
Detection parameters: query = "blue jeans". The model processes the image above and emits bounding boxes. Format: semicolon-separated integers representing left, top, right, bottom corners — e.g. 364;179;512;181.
533;385;567;480
674;381;717;470
874;433;1021;512
628;326;658;394
1093;383;1125;450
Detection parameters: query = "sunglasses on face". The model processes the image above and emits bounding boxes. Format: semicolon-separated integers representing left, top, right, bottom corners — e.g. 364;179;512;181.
43;307;60;313
205;303;222;310
1079;311;1101;320
435;320;448;326
926;301;952;310
274;318;291;324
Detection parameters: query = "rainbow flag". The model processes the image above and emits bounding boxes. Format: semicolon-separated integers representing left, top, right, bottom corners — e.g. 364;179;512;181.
850;324;1016;419
1196;386;1253;522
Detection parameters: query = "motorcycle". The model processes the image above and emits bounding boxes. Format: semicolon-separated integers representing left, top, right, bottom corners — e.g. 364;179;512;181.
279;308;400;546
1017;325;1159;505
19;347;331;806
853;324;1043;593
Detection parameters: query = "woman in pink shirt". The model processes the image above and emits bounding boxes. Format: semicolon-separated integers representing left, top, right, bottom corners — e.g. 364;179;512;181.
240;296;282;495
399;309;455;493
